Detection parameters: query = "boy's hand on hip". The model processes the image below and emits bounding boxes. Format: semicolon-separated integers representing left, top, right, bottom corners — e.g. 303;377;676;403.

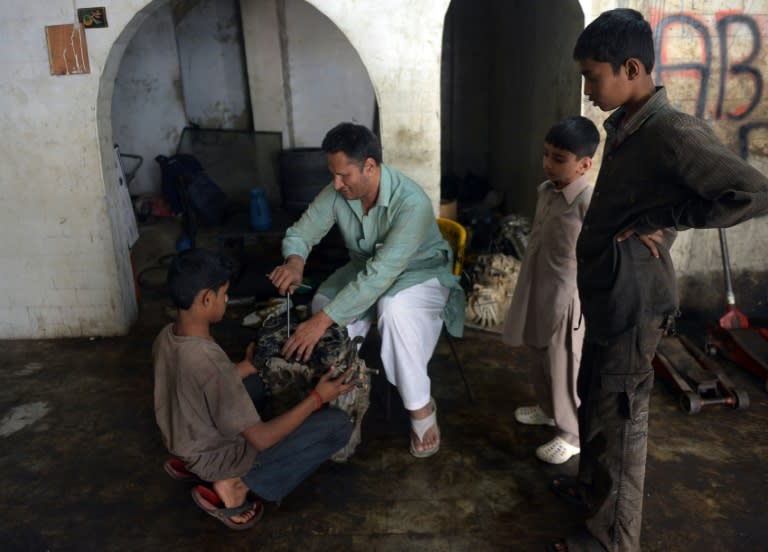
617;228;662;258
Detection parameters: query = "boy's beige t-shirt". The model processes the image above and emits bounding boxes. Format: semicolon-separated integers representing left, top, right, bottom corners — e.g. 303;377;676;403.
152;323;261;481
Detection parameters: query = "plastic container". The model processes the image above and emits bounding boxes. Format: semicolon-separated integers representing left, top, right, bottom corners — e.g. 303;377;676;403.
249;187;272;231
176;232;193;252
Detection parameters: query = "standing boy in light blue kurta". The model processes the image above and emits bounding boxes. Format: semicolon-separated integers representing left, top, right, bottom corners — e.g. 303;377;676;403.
269;122;465;458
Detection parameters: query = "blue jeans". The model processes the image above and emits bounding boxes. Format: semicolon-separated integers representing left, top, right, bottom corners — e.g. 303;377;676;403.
241;375;353;502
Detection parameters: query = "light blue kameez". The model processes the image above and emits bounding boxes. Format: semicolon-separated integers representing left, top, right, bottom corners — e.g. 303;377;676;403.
282;164;465;337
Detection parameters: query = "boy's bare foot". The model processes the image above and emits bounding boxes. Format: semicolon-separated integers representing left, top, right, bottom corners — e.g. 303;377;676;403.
213;478;261;525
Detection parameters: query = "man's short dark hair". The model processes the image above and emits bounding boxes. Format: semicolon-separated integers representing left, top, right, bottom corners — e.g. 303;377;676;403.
573;8;654;74
545;116;600;159
167;249;234;309
321;122;382;166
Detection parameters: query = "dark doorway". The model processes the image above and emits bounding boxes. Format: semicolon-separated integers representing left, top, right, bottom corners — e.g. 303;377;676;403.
441;0;584;218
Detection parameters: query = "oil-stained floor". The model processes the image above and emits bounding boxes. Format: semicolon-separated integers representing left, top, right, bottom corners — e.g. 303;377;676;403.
1;218;767;552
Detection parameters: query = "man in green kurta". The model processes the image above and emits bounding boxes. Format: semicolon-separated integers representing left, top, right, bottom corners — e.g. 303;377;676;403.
269;122;465;458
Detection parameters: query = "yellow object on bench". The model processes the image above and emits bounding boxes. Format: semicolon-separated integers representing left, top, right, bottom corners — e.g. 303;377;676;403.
436;217;473;402
437;217;467;277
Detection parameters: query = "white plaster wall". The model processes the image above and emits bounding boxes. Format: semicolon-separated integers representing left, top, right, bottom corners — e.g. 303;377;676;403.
284;0;376;147
308;0;450;205
0;2;145;338
177;0;251;129
241;0;377;148
241;0;288;138
111;3;188;196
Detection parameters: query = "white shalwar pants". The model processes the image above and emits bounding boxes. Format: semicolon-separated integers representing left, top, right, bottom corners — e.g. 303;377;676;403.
312;278;449;411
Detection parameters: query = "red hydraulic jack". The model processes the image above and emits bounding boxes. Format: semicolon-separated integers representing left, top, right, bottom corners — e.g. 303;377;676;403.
705;228;768;393
653;328;749;415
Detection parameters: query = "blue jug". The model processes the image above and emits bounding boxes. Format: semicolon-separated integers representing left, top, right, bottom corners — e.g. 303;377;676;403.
176;232;193;252
249;187;272;231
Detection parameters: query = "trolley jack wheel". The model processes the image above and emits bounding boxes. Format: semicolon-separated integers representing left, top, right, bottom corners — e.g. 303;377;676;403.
734;389;750;410
680;392;702;415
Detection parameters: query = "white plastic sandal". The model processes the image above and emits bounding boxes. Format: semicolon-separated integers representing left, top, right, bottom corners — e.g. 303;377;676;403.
514;405;555;426
410;398;440;458
536;436;580;465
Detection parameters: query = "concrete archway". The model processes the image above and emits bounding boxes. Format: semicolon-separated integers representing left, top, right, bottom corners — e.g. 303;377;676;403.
96;0;379;328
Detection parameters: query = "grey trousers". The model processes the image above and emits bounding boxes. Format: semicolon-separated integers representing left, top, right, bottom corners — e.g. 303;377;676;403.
527;299;584;446
576;316;666;552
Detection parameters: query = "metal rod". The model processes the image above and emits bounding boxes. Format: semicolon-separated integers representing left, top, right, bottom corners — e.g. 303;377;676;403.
718;228;736;307
286;292;291;338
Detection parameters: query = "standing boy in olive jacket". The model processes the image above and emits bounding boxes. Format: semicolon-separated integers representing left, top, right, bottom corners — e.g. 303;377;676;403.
550;8;768;552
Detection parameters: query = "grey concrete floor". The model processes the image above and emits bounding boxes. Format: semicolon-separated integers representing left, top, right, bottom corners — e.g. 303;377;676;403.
1;218;767;551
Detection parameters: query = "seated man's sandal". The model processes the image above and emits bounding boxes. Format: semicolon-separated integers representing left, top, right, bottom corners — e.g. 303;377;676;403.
410;397;440;458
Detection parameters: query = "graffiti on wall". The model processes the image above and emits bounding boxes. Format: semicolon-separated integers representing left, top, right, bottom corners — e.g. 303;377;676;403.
651;10;767;160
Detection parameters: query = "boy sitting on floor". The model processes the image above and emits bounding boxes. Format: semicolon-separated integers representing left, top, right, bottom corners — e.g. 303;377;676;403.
153;249;355;530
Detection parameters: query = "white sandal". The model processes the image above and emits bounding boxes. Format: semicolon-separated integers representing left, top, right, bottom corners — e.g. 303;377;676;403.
536;436;580;465
410;398;440;458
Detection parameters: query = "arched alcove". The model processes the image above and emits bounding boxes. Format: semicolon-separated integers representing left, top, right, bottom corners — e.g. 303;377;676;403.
96;0;379;320
441;0;584;220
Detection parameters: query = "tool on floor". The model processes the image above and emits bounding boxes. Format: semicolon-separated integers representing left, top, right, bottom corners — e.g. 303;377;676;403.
653;328;749;414
705;228;768;392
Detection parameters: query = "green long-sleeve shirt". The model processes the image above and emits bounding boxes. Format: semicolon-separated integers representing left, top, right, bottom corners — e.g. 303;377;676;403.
282;164;466;336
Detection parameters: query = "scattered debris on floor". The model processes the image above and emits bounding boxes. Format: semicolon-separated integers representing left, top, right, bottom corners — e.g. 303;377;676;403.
462;213;529;333
0;402;50;437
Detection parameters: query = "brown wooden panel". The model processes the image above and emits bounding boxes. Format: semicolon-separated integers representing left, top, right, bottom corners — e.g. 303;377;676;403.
45;24;90;76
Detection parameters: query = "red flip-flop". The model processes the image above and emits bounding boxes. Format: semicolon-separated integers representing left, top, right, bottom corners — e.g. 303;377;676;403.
191;485;264;531
163;458;204;484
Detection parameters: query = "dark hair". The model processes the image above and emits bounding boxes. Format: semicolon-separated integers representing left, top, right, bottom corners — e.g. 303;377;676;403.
167;249;234;309
545;116;600;158
573;8;654;74
321;122;382;166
